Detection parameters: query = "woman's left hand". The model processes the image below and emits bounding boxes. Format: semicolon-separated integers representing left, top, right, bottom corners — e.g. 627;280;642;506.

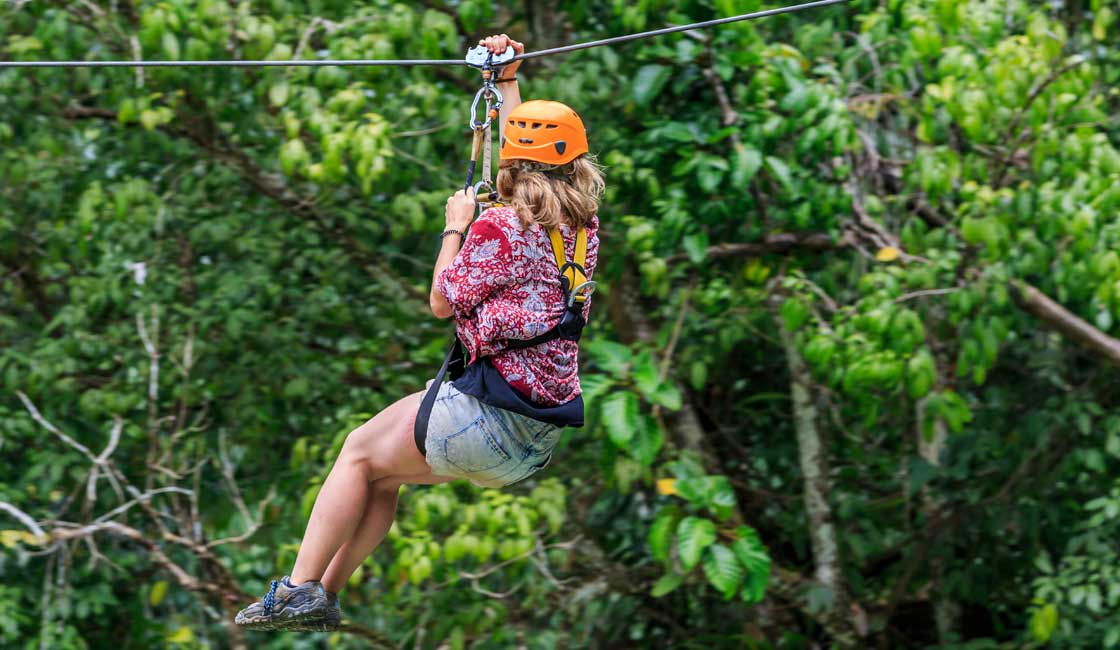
445;187;476;232
479;34;524;78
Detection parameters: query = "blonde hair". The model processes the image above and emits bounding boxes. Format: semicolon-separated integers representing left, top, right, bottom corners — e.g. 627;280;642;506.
496;156;605;230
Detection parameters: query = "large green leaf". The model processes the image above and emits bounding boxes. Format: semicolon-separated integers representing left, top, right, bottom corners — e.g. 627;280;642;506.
632;65;671;106
702;544;745;600
1028;602;1058;643
731;147;763;188
632;413;664;467
651;572;685;598
602;391;640;448
732;526;772;603
587;339;632;377
649;510;678;564
677;516;717;571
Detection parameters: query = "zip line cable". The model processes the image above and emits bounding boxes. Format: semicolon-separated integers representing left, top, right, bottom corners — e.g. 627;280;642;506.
511;0;848;62
0;0;848;69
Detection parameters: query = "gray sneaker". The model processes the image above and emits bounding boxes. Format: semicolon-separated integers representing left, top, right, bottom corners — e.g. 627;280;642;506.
234;577;341;631
288;590;342;632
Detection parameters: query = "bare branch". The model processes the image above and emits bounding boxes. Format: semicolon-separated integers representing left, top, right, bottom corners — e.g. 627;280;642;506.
92;487;194;524
0;501;47;538
894;288;960;303
136;308;161;433
206;486;277;549
668;232;851;264
217;429;253;524
48;521;223;597
85;417;124;503
1013;281;1120;366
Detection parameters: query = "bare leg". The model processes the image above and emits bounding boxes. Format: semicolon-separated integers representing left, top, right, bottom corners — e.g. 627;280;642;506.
319;472;452;594
289;391;433;585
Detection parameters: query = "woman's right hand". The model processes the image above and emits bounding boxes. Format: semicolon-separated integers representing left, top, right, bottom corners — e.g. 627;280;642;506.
478;34;524;78
445;187;477;232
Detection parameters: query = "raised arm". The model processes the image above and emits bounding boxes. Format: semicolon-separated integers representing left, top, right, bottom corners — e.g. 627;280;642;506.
478;34;524;134
431;35;523;319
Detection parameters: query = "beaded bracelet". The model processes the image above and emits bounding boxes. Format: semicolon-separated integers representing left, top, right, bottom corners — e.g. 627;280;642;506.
440;229;464;241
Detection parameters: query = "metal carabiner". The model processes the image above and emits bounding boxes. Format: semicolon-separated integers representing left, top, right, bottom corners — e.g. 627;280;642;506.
567;281;597;307
469;82;504;130
473;179;497;203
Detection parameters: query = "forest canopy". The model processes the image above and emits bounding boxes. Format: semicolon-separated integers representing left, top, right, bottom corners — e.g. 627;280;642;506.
2;1;1119;648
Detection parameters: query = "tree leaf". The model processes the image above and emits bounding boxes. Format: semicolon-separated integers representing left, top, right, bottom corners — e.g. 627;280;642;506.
632;65;671;106
732;147;762;187
149;580;168;607
732;525;771;603
702;543;745;599
602;392;640;448
166;627;194;644
587;339;632;377
269;80;290;107
764;156;793;191
650;382;682;411
632;414;664;466
683;232;709;264
632;350;661;399
1028;602;1058;643
649;510;677;563
677;516;717;571
651;572;684;598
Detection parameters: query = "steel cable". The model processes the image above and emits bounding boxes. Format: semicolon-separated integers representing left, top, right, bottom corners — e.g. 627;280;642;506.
0;0;849;69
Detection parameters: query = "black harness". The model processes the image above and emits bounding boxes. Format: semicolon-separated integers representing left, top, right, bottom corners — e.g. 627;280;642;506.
414;227;594;455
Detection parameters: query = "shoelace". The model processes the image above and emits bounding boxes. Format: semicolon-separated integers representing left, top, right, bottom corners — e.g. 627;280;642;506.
261;580;280;620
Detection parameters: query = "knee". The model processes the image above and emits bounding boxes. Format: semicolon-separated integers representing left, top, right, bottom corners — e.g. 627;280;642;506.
371;477;403;498
338;430;380;483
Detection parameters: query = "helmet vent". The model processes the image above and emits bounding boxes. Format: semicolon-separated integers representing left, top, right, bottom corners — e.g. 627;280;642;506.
517;121;526;127
519;138;534;144
531;122;542;129
545;124;558;129
554;141;567;155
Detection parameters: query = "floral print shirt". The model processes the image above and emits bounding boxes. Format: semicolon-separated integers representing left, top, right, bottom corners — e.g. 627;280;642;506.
436;207;599;405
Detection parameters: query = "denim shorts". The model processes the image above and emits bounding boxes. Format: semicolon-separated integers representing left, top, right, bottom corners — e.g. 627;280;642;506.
422;381;563;488
421;381;560;488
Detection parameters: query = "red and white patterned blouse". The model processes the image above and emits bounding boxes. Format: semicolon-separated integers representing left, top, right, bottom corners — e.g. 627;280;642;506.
436;206;599;406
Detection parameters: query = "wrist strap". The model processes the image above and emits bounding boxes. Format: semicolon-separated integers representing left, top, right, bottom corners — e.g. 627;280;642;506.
440;229;464;241
493;76;518;84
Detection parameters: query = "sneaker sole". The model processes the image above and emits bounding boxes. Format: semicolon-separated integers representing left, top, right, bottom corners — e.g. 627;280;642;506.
236;599;336;632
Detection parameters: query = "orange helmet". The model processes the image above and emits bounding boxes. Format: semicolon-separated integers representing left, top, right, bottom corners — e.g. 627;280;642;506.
501;100;588;166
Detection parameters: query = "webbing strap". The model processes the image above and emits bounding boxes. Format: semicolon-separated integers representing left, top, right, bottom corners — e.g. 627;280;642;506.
547;228;567;269
413;340;458;456
574;227;588;268
482;123;492;186
548;227;589;301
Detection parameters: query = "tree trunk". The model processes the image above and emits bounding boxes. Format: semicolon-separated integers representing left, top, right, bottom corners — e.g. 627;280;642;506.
915;396;959;643
777;317;859;648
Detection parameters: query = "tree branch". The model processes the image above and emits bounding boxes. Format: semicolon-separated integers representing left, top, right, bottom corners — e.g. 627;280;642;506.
668;232;851;264
1012;281;1120;366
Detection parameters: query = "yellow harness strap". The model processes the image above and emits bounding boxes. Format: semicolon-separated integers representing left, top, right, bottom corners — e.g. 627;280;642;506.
548;227;567;269
548;227;590;303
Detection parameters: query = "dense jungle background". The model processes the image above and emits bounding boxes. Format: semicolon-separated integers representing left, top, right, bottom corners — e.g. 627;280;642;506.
3;0;1120;648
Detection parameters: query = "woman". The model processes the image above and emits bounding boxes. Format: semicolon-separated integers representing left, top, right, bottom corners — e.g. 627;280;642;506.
234;33;602;631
